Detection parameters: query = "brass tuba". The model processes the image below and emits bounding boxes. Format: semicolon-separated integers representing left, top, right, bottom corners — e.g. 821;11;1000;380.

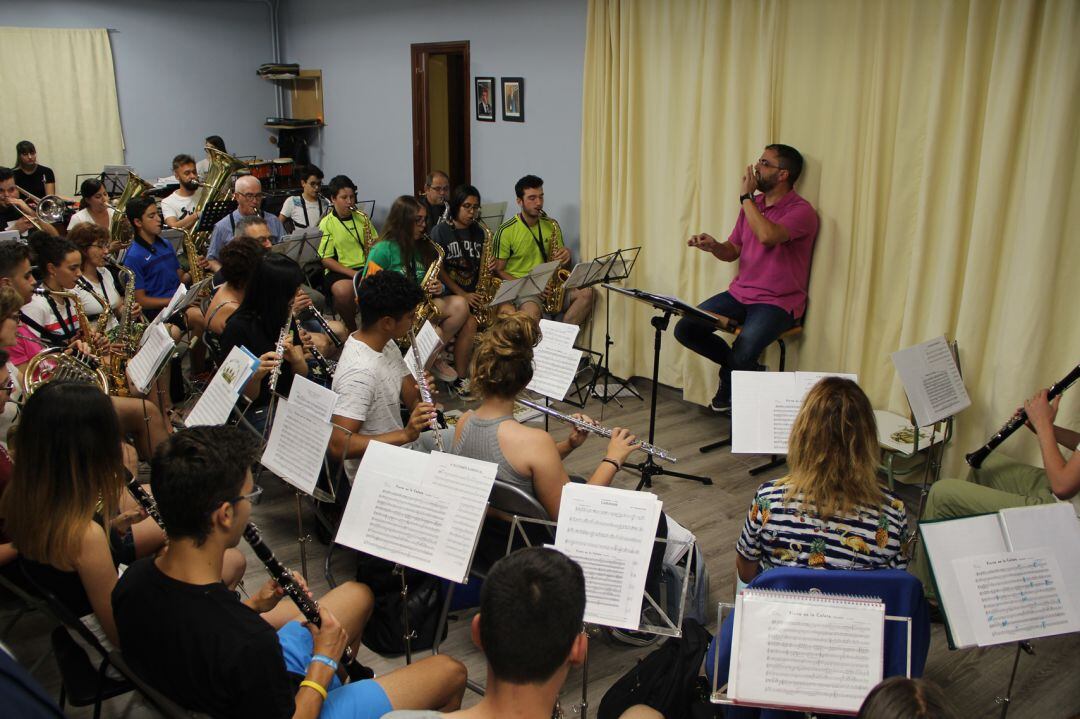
409;237;446;338
183;147;247;284
471;218;500;329
540;211;570;315
108;172;154;252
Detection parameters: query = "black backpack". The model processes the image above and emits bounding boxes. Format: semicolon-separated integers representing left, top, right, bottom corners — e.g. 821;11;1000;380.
598;618;713;719
355;553;447;656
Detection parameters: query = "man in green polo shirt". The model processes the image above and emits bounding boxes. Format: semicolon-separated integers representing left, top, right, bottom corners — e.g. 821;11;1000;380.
319;174;377;332
493;175;594;327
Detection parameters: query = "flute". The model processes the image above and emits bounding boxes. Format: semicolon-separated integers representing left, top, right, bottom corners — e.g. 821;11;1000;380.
516;398;677;463
268;314;292;396
299;306;343;348
407;329;443;452
966;362;1080;468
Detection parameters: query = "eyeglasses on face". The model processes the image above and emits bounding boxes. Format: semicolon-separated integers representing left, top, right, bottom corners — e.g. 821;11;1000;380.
414;215;428;225
236;192;265;201
757;157;786;170
228;484;264;506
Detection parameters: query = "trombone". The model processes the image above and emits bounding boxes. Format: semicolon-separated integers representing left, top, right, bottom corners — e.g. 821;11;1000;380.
13;187;69;231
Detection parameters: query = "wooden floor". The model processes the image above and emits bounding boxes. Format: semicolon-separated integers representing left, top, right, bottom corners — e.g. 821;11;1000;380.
4;378;1079;717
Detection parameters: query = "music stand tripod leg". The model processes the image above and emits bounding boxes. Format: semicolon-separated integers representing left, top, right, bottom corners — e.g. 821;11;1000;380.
996;641;1033;718
394;565;416;664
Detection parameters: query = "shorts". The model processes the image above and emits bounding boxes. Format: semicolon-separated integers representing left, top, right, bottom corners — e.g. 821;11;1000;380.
324;271;356;294
278;621;392;719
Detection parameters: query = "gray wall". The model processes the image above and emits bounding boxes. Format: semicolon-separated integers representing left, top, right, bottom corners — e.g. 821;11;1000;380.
0;0;279;181
279;0;587;249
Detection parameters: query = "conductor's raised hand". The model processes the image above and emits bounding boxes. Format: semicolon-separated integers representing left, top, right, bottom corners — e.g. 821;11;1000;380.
740;165;757;197
687;233;720;252
605;427;638;463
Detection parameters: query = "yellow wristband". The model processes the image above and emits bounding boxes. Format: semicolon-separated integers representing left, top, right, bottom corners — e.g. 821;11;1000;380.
299;679;328;701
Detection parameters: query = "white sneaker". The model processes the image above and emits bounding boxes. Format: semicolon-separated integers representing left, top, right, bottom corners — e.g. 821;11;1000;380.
431;358;458;382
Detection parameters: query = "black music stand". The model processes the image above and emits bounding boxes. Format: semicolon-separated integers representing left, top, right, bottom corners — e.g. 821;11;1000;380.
194;199;237;234
604;285;713;489
583;249;643;407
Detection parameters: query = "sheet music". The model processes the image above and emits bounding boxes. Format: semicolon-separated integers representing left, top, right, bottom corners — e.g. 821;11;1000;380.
518;260;560;299
125;323;175;394
1000;503;1080;608
732;371;858;454
145;283;187;335
403;321;443;376
954;549;1080;646
260;397;334;494
334;442;496;582
891;336;970;427
554;484;662;629
489;277;526;306
728;590;884;713
526;319;582;401
287;374;338;423
184;345;259;427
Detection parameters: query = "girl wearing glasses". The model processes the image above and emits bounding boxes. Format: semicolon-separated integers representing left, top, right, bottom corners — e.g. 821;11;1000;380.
69;223;137;333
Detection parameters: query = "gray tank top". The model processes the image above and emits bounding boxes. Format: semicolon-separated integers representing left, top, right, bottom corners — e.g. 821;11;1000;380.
453;414;534;496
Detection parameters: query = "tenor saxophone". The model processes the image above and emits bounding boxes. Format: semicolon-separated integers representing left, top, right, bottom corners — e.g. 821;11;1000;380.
471;218;500;329
103;264;144;397
540;211;570;315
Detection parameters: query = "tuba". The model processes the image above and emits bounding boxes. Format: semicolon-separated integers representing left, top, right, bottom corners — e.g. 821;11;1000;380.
540;211;570;314
409;237;446;338
108;172;154;252
183;147;247;284
471;218;500;329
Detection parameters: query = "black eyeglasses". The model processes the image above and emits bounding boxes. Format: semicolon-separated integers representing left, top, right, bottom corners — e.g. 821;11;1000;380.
757;158;787;170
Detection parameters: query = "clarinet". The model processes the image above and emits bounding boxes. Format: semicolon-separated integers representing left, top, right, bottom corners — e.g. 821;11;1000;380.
966;363;1080;468
407;329;443;452
516;398;677;463
292;317;335;380
298;306;343;349
125;475;165;530
243;522;354;664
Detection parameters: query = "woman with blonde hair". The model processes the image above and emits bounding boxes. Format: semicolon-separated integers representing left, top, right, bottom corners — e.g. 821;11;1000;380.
735;377;909;584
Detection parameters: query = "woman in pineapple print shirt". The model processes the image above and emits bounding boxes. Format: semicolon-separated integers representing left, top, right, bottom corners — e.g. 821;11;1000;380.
735;377;909;583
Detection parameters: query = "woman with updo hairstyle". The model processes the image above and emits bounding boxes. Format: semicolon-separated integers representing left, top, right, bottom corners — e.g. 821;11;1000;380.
452;312;638;520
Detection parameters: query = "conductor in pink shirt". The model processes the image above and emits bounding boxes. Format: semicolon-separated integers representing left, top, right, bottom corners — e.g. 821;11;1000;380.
675;144;819;412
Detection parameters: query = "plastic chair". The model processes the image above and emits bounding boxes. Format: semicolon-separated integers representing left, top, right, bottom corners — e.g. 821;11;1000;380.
108;650;210;718
706;567;930;719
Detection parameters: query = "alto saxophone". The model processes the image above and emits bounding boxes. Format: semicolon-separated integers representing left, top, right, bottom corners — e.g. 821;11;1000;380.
348;204;378;251
471;218;500;329
103;264;144;397
540;211;570;314
409;237;446;339
24;288;110;396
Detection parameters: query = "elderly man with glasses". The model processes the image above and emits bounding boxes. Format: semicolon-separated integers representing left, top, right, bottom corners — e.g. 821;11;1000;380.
206;175;285;273
674;144;819;413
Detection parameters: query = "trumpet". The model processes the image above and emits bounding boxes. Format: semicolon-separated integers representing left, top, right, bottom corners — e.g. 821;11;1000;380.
515;398;677;463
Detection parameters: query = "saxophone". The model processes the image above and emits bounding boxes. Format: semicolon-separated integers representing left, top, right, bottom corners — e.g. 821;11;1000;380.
409;237;445;339
348;204;378;251
103;264;143;397
471;218;500;329
540;211;570;314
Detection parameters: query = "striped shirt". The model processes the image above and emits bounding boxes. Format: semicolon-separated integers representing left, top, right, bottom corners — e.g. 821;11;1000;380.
737;478;909;571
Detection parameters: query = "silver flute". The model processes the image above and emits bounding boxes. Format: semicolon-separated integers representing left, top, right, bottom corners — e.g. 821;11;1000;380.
407;329;443;452
268;314;291;395
516;398;677;463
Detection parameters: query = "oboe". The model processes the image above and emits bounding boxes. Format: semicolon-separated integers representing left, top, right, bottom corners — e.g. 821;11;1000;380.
407;329;443;452
966;362;1080;468
298;306;343;349
516;398;677;463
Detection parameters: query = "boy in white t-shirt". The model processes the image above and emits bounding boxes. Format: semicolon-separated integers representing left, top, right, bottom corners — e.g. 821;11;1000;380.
278;164;328;231
160;153;201;232
328;270;448;481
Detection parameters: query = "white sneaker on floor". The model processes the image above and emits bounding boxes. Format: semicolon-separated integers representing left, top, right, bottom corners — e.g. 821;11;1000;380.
430;358;458;382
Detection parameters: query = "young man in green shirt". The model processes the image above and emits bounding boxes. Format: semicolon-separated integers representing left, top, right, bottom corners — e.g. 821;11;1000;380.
318;175;377;332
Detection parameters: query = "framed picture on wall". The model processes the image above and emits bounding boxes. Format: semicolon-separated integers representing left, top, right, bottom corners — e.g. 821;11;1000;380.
475;77;495;122
501;77;524;122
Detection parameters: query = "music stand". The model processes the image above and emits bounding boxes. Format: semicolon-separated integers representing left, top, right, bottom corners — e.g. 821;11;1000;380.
582;248;643;407
194;199;238;235
603;286;713;489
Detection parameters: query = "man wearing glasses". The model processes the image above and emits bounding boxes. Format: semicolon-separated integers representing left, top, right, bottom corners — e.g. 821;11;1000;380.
206;175;285;273
674;144;819;413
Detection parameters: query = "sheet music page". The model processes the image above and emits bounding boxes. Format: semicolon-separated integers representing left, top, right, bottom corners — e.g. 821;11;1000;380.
184;345;259;427
731;371;798;454
527;319;583;400
490;277;526;306
793;371;859;398
566;258;611;289
554;484;662;629
287;374;338;423
954;549;1080;646
518;260;560;298
334;442;496;582
1000;503;1080;609
125;323;175;394
403;321;443;376
891;336;971;427
145;284;187;336
728;590;884;713
260;396;333;495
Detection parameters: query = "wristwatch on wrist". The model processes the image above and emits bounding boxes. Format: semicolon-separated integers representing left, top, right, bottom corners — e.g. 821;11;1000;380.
739;193;754;206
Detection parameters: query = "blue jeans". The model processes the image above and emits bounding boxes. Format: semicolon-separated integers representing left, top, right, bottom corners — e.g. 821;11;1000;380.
673;291;795;399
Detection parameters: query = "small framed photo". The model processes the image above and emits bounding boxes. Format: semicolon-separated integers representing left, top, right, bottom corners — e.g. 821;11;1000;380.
501;77;524;122
475;76;495;122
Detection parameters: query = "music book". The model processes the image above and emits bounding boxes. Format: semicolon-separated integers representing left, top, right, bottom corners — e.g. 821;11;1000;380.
920;502;1080;649
486;260;560;307
726;588;885;714
334;441;496;583
184;345;259;427
731;371;858;454
890;335;970;427
125;323;175;394
403;320;443;377
260;376;338;495
526;319;582;401
554;483;662;630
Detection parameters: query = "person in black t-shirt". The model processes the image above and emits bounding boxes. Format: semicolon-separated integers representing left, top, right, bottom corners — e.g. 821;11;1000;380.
13;141;56;201
0;167;59;237
113;426;467;719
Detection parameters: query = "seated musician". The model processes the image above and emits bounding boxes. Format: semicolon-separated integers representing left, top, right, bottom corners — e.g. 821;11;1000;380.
0;167;58;238
417;170;450;236
1;382;245;658
207;175;285;273
431;184;486;390
21;234;91;349
317;175;377;333
160;153;202;233
113;425;467;719
493;175;593;327
278;164;328;232
196;135;227;179
12;141;57;200
205;233;265;363
0;289;22;446
328;271;445;482
364;195;468;383
674;144;818;413
67;178;115;231
70;224;132;334
910;387;1080;600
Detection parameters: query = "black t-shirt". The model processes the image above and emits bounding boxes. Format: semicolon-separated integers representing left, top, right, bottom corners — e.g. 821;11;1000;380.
14;165;55;200
113;557;295;719
431;221;484;292
417;196;443;236
0;204;22;230
220;309;295;407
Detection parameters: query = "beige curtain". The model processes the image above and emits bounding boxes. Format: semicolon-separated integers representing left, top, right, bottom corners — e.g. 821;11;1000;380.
0;27;125;197
581;0;1080;476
